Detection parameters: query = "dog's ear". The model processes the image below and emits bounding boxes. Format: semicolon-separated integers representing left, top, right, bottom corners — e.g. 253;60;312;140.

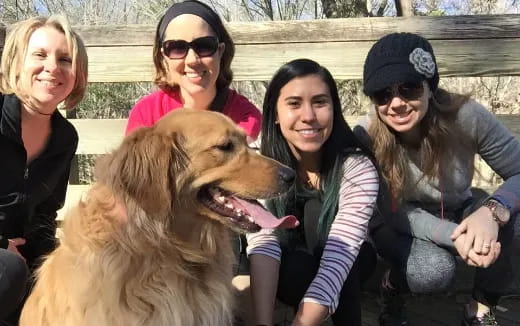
95;127;187;216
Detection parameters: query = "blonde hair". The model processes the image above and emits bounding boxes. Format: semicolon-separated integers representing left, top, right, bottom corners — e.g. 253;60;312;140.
369;88;471;201
0;15;88;109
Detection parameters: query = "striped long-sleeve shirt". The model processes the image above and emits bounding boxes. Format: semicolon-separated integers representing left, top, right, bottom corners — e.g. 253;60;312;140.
246;154;379;314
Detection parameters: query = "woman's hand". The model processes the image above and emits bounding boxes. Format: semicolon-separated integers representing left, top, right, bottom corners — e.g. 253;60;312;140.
452;233;500;267
7;237;26;260
451;206;499;258
291;302;328;326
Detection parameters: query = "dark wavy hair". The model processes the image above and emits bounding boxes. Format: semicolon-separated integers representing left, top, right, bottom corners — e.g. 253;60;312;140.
261;58;374;243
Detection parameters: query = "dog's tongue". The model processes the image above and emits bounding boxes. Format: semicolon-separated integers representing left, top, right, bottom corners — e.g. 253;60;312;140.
234;198;299;229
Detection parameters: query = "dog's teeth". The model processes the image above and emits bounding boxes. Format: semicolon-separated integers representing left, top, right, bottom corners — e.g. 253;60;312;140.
225;203;234;209
217;196;226;203
247;215;255;223
236;209;244;217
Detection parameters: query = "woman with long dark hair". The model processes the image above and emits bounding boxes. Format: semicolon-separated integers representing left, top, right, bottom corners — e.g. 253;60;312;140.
247;59;379;326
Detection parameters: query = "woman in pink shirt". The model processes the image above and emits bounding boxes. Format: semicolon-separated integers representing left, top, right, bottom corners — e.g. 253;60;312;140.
126;0;261;143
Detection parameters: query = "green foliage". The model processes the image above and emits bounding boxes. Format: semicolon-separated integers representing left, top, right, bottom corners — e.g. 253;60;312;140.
72;82;153;184
429;9;445;15
77;155;101;184
322;0;371;17
74;82;153;119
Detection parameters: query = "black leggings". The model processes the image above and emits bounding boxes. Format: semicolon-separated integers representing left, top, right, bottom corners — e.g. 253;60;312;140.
277;242;376;326
275;198;376;326
0;248;28;321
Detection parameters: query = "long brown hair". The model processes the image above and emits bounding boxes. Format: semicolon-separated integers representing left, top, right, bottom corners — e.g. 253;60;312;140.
369;87;470;201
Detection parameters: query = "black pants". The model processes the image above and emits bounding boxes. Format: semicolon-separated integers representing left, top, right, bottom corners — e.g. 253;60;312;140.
276;199;376;326
0;248;28;321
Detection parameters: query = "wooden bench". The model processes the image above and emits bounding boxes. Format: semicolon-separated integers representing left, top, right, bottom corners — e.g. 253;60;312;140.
2;14;520;218
2;14;520;326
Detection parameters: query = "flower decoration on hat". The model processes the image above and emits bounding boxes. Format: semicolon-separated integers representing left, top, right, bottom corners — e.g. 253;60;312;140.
409;48;436;78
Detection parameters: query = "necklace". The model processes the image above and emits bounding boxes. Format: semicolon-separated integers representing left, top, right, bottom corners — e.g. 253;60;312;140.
23;102;55;117
28;106;54;116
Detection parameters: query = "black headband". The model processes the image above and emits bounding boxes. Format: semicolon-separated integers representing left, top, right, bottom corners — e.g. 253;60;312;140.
158;0;224;43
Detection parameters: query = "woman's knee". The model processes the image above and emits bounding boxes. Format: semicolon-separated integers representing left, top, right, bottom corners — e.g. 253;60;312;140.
0;249;29;318
405;241;456;293
370;224;412;269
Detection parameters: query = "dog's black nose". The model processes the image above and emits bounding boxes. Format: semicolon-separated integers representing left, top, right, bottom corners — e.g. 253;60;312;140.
279;167;296;185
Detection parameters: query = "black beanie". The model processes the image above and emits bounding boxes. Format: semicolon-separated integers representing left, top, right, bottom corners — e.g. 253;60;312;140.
363;32;439;96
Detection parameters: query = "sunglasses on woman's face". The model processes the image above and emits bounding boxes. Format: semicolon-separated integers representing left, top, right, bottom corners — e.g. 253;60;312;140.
162;36;219;59
370;82;425;106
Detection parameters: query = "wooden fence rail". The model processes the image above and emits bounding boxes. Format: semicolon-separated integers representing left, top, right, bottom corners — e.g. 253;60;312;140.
3;15;520;82
2;14;520;216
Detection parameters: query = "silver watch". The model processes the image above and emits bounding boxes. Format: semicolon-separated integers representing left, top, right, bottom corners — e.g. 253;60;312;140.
482;199;510;227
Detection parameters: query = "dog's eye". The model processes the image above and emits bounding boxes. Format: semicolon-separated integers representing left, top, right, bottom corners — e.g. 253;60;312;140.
215;141;234;152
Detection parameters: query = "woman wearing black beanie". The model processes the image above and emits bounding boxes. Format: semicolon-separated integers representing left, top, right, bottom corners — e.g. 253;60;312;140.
356;32;519;326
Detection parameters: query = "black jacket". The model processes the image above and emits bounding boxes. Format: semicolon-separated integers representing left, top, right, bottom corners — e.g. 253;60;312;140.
0;93;78;269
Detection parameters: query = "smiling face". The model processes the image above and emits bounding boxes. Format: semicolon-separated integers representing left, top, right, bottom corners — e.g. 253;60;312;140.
162;14;224;104
21;26;75;114
275;74;333;162
375;81;431;141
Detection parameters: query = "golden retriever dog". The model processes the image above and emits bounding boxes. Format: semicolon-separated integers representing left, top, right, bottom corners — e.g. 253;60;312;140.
20;109;298;326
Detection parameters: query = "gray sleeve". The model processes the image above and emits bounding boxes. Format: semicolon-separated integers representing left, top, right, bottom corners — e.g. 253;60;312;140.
459;101;520;213
461;101;520;179
391;204;458;248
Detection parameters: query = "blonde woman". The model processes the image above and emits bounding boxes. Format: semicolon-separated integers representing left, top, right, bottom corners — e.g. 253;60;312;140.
0;15;87;322
356;32;519;326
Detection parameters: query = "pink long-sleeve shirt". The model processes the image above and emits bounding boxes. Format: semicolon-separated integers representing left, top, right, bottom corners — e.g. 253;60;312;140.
126;88;262;140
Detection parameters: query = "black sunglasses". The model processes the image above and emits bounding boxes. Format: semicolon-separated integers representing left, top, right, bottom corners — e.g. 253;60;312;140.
370;82;425;106
162;36;219;59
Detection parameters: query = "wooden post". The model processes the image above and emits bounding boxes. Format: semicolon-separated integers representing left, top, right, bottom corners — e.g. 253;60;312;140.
0;26;6;59
66;110;80;185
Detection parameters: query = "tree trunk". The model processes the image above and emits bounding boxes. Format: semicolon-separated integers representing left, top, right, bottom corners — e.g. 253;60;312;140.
395;0;413;16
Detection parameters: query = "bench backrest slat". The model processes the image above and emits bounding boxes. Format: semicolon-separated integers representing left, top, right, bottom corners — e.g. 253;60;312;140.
2;15;520;219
